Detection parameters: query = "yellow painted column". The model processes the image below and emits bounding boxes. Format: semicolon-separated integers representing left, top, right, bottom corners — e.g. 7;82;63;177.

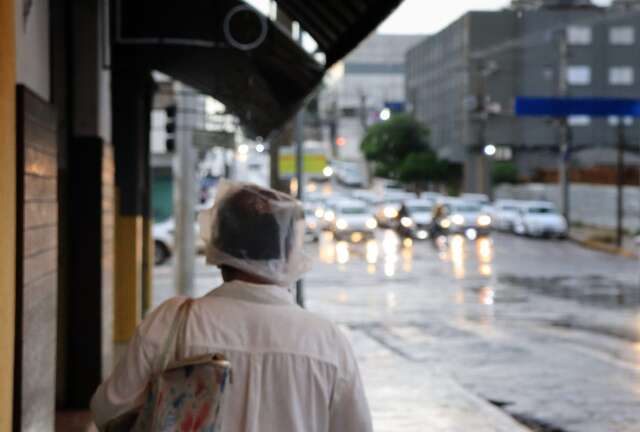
114;200;143;342
0;0;16;429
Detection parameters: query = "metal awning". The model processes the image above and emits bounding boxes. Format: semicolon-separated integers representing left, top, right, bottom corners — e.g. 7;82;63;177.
113;0;402;137
274;0;403;67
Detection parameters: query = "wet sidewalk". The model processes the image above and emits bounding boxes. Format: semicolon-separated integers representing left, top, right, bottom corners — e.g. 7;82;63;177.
344;326;530;432
570;225;639;258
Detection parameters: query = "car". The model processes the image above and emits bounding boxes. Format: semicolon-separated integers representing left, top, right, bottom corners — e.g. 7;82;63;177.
374;199;403;228
303;204;320;242
419;191;443;201
329;199;378;242
400;199;434;240
491;199;523;231
460;193;491;206
435;198;493;238
154;218;207;265
513;201;568;238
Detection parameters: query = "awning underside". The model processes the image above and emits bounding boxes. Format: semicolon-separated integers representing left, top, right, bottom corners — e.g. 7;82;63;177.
114;0;402;137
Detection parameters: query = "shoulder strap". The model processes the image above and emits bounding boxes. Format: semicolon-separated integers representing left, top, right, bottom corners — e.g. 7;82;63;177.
157;298;193;371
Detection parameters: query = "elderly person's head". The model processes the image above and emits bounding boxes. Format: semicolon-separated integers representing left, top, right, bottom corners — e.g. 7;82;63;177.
204;181;309;286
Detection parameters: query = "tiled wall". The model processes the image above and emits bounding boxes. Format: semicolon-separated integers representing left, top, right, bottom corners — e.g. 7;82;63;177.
16;86;58;431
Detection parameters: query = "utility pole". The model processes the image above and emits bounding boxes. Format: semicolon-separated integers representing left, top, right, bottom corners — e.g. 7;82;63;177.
293;31;305;308
615;120;626;247
173;83;197;297
557;30;571;222
474;58;498;196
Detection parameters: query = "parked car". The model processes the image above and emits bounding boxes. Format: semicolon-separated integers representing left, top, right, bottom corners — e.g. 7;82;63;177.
491;199;523;231
513;201;568;238
153;218;207;265
330;199;378;241
435;198;493;238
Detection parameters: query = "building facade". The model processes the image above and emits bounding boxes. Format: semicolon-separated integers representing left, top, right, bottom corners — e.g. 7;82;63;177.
406;0;640;192
320;33;423;162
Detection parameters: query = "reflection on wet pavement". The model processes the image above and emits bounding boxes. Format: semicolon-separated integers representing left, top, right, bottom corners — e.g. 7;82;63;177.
318;229;414;278
304;230;640;432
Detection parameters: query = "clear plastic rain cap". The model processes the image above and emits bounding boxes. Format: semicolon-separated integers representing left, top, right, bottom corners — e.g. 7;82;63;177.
202;180;311;286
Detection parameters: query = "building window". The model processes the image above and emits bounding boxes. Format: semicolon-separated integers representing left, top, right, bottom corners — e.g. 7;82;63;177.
567;26;592;45
609;66;634;85
568;115;591;127
607;116;634;126
609;26;635;45
567;66;591;85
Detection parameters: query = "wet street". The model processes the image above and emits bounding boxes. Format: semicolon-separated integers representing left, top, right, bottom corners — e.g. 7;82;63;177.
155;231;640;431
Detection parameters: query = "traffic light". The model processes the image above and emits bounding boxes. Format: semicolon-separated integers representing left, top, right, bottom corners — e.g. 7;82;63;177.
165;105;176;153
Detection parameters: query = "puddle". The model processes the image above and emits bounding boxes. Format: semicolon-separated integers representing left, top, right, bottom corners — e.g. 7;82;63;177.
499;274;640;308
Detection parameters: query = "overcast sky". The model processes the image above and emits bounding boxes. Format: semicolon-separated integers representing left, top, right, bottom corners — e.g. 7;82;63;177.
377;0;613;34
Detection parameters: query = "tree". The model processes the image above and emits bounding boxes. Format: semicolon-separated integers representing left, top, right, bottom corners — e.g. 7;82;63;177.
361;114;430;179
491;161;519;185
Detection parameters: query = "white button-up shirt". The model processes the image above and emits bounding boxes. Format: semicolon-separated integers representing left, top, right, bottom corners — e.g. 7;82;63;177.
91;280;372;432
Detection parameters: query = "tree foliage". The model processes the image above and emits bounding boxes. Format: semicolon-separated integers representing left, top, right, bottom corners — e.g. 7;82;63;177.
491;161;519;185
361;114;456;186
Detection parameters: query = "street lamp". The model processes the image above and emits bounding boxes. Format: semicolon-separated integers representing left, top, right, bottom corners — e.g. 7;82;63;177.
323;166;334;178
483;144;497;157
379;108;391;121
255;143;265;153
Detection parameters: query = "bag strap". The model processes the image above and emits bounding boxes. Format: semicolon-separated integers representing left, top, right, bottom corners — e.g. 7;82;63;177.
157;298;193;371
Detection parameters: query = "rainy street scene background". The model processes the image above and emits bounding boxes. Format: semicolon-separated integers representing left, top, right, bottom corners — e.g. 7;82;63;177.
7;0;640;430
147;1;640;431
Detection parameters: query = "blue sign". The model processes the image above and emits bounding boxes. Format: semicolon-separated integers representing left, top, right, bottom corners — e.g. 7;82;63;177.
515;97;640;117
384;101;405;113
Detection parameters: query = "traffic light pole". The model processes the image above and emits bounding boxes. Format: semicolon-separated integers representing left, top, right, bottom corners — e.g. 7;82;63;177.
615;121;626;247
557;32;571;223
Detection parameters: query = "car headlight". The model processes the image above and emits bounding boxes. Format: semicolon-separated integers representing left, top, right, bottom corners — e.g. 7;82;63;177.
451;214;465;225
324;210;335;222
336;219;348;230
477;215;492;227
384;207;399;219
366;218;378;229
440;218;451;229
314;208;324;218
400;216;413;228
307;220;317;230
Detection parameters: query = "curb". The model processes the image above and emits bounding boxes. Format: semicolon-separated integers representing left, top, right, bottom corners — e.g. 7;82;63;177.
569;235;638;259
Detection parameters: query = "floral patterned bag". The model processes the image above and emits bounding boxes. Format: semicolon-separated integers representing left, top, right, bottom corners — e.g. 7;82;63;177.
131;299;233;431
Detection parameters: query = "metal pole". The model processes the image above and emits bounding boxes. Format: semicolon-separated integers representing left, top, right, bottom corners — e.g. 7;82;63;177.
173;83;197;297
557;31;571;222
293;22;306;307
616;121;625;247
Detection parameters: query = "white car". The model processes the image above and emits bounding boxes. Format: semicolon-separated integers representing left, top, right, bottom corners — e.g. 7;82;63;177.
374;199;403;228
330;199;378;241
513;201;568;239
437;198;493;237
402;199;434;239
153;218;206;265
304;204;320;242
460;193;490;206
491;199;523;231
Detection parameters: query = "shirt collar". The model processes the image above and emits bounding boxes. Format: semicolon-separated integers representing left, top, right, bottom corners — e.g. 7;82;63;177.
206;280;297;306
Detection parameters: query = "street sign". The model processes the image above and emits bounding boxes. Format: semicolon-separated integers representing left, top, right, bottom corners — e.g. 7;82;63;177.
193;130;235;151
515;97;640;117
